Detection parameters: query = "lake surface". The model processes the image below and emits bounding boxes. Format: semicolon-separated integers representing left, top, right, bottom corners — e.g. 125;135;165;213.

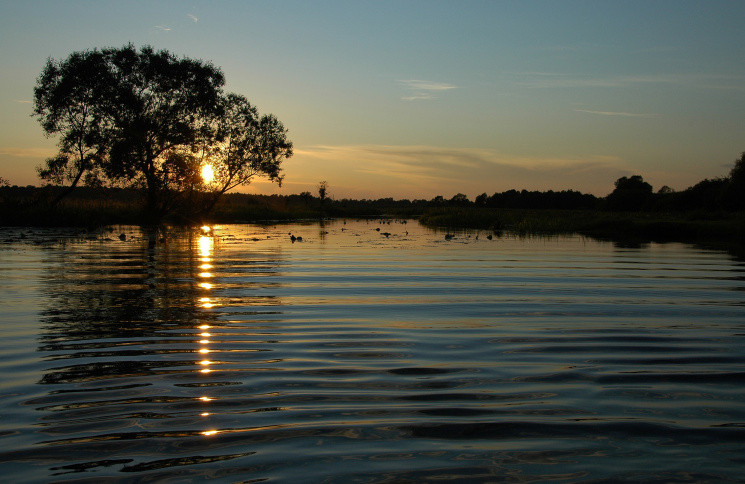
1;219;744;482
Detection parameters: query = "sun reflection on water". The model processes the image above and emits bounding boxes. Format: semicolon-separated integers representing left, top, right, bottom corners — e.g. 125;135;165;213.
195;227;218;430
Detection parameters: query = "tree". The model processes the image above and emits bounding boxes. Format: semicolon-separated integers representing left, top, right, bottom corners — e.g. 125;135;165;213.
449;193;470;205
194;93;292;214
33;45;291;222
318;181;328;204
613;175;653;193
33;49;111;203
726;152;745;209
98;45;225;220
605;175;654;211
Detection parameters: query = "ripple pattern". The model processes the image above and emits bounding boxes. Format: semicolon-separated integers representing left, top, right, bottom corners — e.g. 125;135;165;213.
0;221;744;482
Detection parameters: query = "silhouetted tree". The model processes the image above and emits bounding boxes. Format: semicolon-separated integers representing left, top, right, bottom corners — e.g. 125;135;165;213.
299;191;313;206
484;189;596;209
196;93;292;214
726;152;745;209
98;45;225;220
614;175;653;192
677;178;728;211
33;49;111;203
450;193;470;205
657;185;674;194
318;181;328;204
605;175;654;211
475;193;488;206
33;44;291;222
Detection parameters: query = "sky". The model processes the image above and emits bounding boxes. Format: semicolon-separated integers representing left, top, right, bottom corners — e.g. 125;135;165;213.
1;0;744;200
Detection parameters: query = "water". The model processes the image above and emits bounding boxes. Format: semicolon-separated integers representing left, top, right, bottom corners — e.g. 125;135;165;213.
1;220;744;482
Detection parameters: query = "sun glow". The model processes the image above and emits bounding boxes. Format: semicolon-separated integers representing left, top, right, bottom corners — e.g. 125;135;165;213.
201;164;215;184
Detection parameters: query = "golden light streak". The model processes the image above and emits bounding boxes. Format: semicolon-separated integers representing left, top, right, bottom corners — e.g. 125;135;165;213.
202;430;219;436
198;235;213;258
199;324;210;330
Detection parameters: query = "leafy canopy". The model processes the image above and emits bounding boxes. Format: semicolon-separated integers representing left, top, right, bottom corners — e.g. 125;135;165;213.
33;44;292;221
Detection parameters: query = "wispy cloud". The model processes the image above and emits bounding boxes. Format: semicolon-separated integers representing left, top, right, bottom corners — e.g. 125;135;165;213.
293;144;625;196
187;14;198;23
575;109;660;118
513;71;745;91
399;79;457;101
513;72;669;89
0;147;56;158
15;100;32;104
155;25;172;31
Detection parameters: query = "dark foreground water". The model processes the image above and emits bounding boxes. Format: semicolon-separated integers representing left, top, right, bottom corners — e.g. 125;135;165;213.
1;220;744;482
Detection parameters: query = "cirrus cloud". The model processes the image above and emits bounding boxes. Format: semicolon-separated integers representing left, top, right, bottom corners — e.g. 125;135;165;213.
399;79;457;101
575;109;660;118
290;144;626;198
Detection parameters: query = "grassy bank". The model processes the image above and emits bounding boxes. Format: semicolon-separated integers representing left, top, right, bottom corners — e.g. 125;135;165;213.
419;207;745;246
0;187;426;226
3;187;744;256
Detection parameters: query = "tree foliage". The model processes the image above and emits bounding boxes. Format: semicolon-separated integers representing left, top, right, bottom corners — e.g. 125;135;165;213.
33;49;110;201
318;181;328;203
33;45;292;221
197;94;292;212
605;175;654;211
727;152;745;209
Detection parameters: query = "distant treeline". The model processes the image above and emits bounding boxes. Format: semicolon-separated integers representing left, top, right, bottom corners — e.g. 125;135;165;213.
1;153;743;227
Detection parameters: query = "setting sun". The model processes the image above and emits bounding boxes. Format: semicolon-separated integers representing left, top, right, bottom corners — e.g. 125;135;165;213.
201;164;215;184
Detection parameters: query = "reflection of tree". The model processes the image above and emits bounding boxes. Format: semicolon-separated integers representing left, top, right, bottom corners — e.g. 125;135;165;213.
37;227;218;385
28;225;291;477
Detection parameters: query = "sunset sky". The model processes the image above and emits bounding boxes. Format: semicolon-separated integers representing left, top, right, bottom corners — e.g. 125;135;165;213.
1;0;744;199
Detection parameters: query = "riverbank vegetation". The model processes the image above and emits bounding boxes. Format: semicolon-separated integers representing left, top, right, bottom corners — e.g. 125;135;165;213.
2;157;744;250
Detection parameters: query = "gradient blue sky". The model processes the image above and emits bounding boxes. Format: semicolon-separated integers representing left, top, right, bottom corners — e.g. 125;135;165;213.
1;0;744;199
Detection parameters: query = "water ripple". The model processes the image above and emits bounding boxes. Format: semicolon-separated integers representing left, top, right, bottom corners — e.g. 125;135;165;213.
1;221;744;482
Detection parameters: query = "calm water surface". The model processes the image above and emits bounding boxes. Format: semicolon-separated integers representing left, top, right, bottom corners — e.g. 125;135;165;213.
1;220;744;482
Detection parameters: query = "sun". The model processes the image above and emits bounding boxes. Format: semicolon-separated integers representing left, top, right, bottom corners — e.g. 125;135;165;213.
201;164;215;184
